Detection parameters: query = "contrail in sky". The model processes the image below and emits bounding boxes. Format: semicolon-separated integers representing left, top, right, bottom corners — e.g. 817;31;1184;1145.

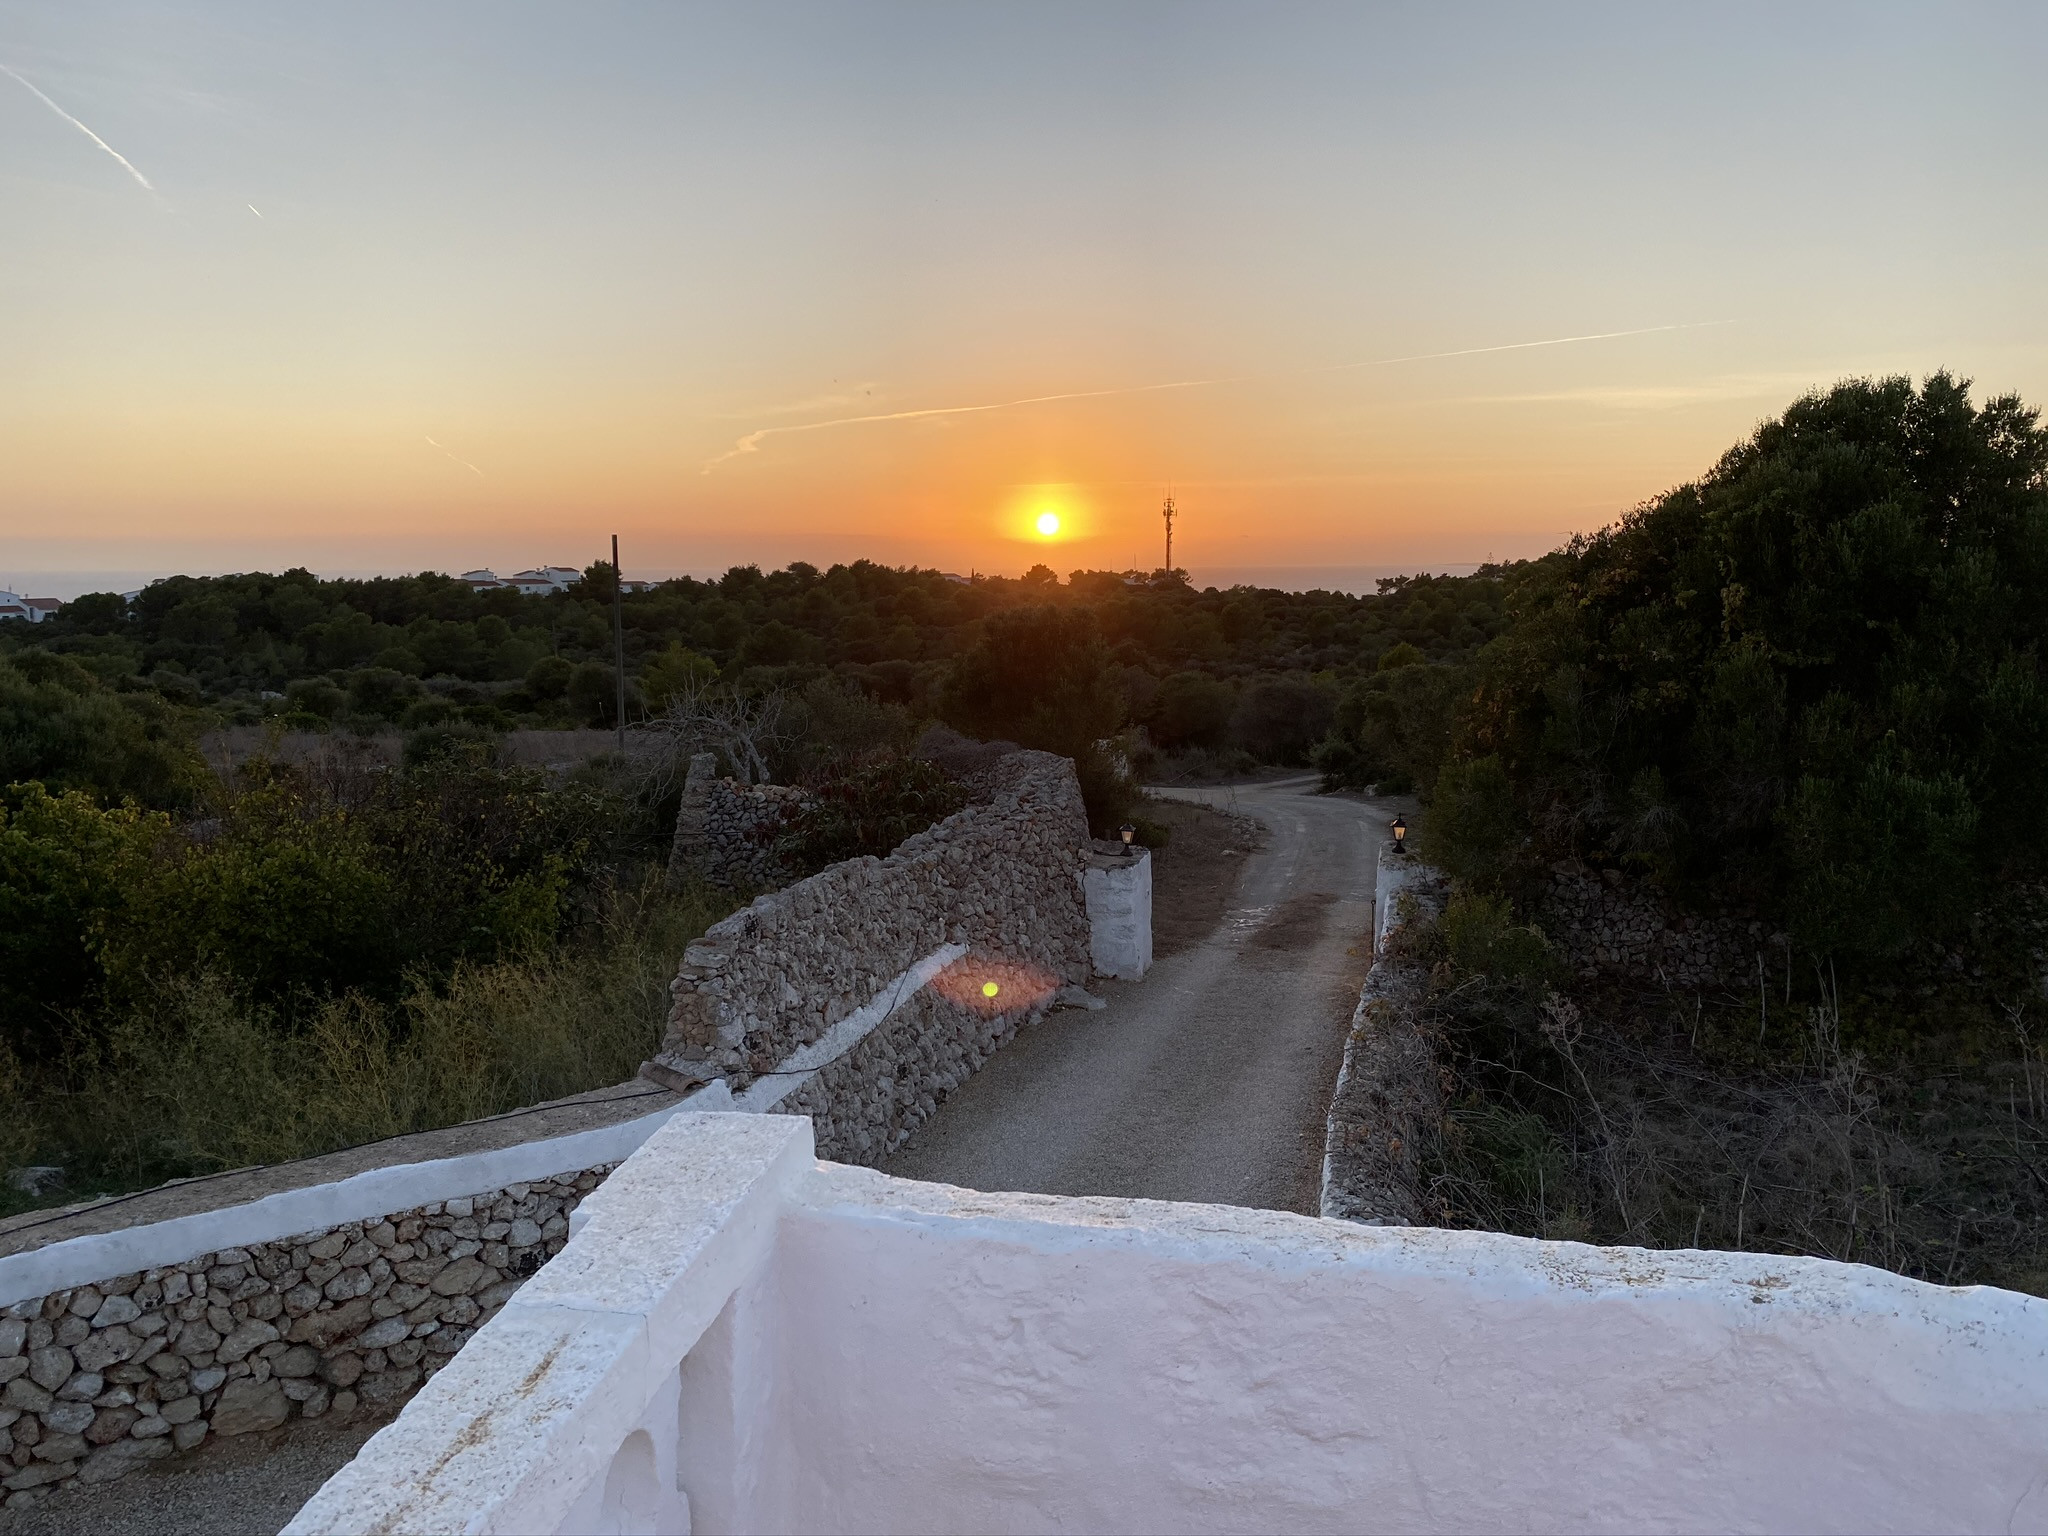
1;64;156;193
426;436;484;478
700;321;1731;473
248;204;263;218
701;377;1216;472
1318;322;1730;374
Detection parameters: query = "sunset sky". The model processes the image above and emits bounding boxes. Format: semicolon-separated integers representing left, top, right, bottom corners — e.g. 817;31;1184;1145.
4;3;2045;594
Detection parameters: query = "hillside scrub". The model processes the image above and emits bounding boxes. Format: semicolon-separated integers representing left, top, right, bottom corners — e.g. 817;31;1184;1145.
1389;376;2048;1290
1437;374;2048;958
1;748;631;1064
1407;899;2048;1293
2;558;1504;771
7;875;733;1213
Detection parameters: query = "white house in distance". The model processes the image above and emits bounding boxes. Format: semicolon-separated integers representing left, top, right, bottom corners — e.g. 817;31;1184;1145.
456;566;580;595
458;566;657;595
0;591;61;623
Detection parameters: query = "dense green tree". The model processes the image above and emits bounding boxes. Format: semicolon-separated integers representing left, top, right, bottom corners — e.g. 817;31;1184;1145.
1146;671;1236;750
0;654;207;810
1434;373;2048;960
1232;677;1336;765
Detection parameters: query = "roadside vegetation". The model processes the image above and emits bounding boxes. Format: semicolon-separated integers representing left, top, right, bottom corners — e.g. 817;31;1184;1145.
1;518;1508;1216
1369;374;2048;1292
10;370;2046;1293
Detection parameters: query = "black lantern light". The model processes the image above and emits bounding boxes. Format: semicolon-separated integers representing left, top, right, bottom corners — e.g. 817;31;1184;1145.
1118;823;1137;856
1391;815;1408;854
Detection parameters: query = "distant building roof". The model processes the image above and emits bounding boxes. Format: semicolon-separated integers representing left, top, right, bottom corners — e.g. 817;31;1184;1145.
0;592;57;622
501;565;584;595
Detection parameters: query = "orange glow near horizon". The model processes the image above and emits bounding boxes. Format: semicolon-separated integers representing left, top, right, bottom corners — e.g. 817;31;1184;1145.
2;8;2044;591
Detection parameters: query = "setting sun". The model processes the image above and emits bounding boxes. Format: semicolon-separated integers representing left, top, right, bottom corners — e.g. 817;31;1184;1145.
1035;511;1061;537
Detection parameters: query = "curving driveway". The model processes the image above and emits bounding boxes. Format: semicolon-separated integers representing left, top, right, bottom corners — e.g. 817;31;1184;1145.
887;777;1395;1213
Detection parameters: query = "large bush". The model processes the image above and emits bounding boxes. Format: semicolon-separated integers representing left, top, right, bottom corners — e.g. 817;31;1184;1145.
1451;374;2048;960
775;757;967;875
1231;677;1336;765
1145;671;1235;750
942;605;1133;831
0;751;621;1060
0;653;207;809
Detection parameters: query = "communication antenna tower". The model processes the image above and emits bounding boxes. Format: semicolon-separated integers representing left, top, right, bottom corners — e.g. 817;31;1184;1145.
1162;492;1176;576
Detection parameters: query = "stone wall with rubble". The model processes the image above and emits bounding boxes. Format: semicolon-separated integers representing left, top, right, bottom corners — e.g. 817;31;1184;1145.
773;953;1063;1165
1322;855;1448;1225
0;1168;609;1510
1539;861;1786;990
655;749;1091;1088
701;780;810;889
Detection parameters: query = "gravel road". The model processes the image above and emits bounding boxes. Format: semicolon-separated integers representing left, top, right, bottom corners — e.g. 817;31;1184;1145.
0;1416;390;1536
888;776;1393;1212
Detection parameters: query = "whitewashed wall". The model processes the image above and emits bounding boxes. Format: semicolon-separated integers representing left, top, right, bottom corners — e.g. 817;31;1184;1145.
289;1110;2048;1536
1081;846;1151;980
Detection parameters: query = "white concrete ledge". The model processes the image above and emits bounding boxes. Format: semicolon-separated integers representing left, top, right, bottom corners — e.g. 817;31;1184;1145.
284;1112;815;1536
0;1081;732;1308
287;1111;2048;1535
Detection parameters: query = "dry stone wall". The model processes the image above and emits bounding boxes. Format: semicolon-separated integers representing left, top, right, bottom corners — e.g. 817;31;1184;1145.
1540;861;1785;990
0;1168;611;1511
1322;857;1447;1225
701;780;809;889
654;749;1091;1086
1;750;1096;1509
773;955;1060;1164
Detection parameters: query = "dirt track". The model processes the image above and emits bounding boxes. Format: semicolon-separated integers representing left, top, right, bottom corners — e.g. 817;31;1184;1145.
888;777;1395;1212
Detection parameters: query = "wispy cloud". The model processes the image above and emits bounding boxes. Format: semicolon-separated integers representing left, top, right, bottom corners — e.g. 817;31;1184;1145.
1316;322;1733;375
701;377;1219;472
709;383;884;420
426;436;484;478
1;63;157;195
701;322;1733;473
1453;369;1809;412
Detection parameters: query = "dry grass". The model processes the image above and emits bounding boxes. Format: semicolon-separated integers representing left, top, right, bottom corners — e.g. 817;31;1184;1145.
1423;966;2048;1295
9;876;735;1210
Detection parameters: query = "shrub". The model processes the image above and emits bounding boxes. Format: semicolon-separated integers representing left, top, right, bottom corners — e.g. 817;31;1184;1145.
1420;756;1524;888
21;877;735;1195
639;642;719;711
1232;677;1335;764
1147;672;1235;750
1438;889;1553;988
0;786;169;1060
525;654;574;700
776;757;968;875
1316;663;1463;793
943;606;1130;832
0;654;207;810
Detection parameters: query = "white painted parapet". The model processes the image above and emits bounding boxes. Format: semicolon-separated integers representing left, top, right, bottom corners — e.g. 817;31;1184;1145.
0;1082;730;1309
290;1110;2048;1536
1082;845;1152;980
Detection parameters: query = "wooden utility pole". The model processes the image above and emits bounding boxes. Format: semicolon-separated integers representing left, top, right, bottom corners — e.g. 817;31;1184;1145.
1162;493;1176;576
611;533;626;753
